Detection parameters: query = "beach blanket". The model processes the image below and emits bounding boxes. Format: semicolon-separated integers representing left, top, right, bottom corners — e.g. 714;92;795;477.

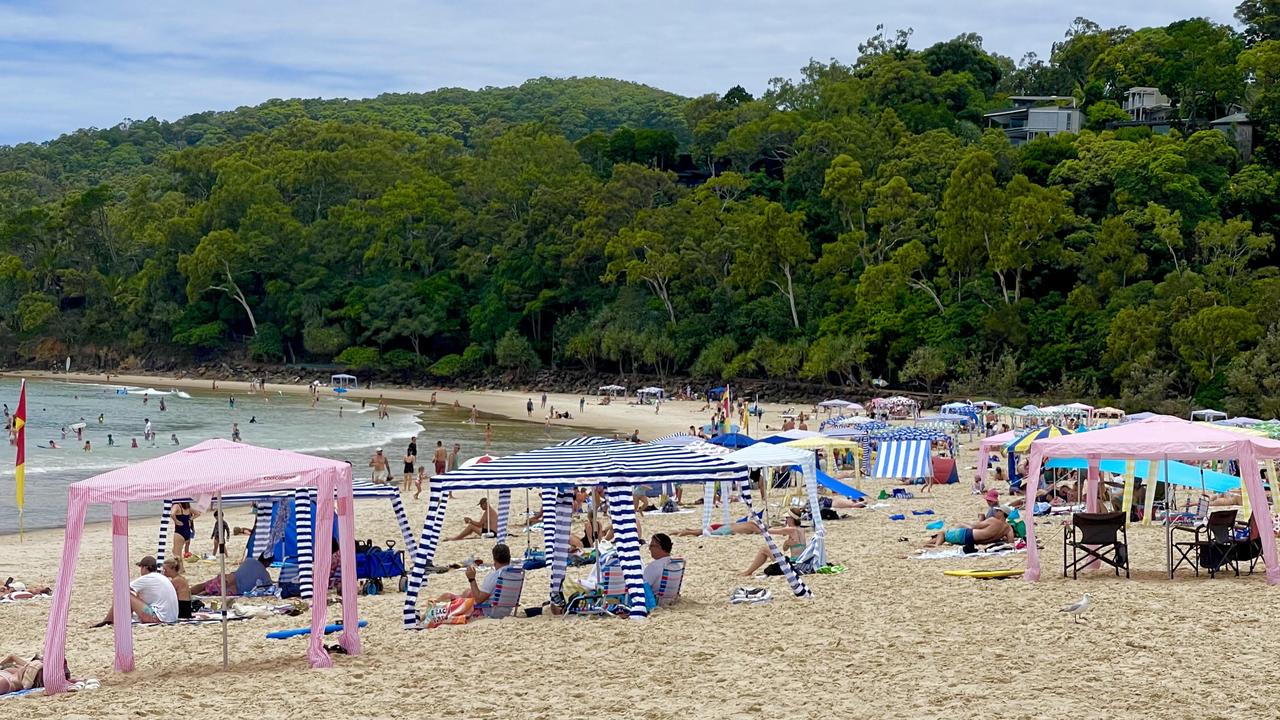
0;592;51;604
0;678;100;699
909;546;1026;560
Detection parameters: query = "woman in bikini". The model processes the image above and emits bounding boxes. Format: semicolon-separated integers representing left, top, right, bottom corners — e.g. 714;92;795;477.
0;655;44;694
739;511;807;576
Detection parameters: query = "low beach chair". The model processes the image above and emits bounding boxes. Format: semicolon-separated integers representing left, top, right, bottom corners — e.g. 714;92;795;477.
1063;511;1128;579
655;558;686;607
477;566;525;619
599;557;626;602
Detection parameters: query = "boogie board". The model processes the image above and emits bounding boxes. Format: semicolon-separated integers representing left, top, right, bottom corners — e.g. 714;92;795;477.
943;569;1025;579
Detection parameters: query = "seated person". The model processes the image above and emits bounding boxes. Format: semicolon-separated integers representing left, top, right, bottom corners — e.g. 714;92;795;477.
93;556;178;626
162;558;193;619
820;494;865;510
643;534;675;590
569;516;609;552
740;511;806;576
190;553;275;596
923;508;1014;550
435;544;511;604
444;498;499;542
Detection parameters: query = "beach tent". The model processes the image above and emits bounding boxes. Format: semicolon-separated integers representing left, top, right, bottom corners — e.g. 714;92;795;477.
973;400;1001;409
1191;409;1228;422
932;456;959;485
872;440;933;481
1065;402;1094;412
860;427;954;475
155;481;414;599
977;429;1022;482
708;432;757;448
330;374;357;392
706;386;728;401
637;387;665;402
1217;417;1264;427
407;437;760;624
1093;407;1125;420
598;385;626;397
760;429;822;444
822;424;889;439
41;440;360;694
649;433;701;447
1021;416;1280;583
814;469;867;500
724;443;825;570
818;399;856;409
1123;411;1158;423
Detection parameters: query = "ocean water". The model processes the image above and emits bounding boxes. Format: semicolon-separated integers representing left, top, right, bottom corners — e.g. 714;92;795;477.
0;378;577;534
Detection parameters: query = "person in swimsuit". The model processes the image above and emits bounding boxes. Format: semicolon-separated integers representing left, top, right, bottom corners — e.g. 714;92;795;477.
402;438;417;494
443;498;499;541
0;655;47;693
923;509;1014;549
739;511;806;576
210;509;229;556
433;440;448;477
369;448;389;484
163;557;193;619
172;502;198;558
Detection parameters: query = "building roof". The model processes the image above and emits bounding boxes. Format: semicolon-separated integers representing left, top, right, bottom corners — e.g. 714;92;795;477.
1211;112;1250;125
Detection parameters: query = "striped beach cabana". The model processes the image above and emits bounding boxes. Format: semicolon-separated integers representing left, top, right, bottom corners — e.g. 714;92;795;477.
403;437;749;624
1006;425;1074;485
871;439;933;481
155;480;415;599
860;427;955;475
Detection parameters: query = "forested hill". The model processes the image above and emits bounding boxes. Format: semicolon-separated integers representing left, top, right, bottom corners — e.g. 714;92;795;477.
4;9;1280;417
0;77;690;192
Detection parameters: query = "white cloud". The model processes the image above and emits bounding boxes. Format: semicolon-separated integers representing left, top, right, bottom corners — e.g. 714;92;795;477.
0;0;1241;144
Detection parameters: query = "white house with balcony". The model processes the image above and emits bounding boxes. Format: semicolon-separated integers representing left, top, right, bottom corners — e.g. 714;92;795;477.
1122;87;1172;122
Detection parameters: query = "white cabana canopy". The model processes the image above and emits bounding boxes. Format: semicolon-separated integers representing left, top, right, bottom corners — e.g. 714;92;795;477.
330;373;356;387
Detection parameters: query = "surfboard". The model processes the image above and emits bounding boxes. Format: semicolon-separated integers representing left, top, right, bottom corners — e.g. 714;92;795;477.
943;569;1025;579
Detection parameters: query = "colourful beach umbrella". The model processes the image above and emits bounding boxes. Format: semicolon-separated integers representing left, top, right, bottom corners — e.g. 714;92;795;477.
1006;425;1074;454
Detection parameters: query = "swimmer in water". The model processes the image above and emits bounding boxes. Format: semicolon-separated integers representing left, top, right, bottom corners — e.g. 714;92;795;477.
107;434;115;447
83;441;91;452
131;438;138;448
48;439;58;449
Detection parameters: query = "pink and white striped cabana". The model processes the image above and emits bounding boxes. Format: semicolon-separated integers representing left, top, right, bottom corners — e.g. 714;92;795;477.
1022;416;1280;583
41;439;362;693
977;429;1021;483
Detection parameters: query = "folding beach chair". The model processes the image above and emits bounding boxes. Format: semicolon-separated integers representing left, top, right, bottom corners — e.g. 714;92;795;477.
477;566;525;619
1063;512;1129;579
654;558;686;607
1170;509;1239;579
599;556;626;602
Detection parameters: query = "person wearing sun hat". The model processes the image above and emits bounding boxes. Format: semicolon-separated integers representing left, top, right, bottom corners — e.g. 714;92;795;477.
982;488;1004;519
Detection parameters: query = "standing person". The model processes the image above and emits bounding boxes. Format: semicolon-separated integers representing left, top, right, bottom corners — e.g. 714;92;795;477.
172;502;197;558
526;399;533;418
210;510;229;556
402;438;417;495
484;423;493;449
433;440;448;477
143;417;153;441
369;448;389;484
430;392;437;407
231;422;241;442
228;395;235;409
469;405;478;425
448;443;461;472
544;416;552;438
159;397;166;412
107;434;115;447
579;397;585;415
541;393;547;410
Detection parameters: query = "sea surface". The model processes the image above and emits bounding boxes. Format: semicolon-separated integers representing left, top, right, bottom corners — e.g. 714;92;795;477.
0;378;577;534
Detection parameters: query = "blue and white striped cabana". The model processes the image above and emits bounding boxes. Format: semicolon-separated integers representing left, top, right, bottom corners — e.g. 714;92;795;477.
872;439;934;481
157;480;414;599
403;436;749;625
860;427;954;475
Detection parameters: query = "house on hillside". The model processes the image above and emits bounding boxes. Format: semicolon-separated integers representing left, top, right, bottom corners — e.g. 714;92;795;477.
1210;111;1254;162
1122;87;1172;123
983;96;1083;145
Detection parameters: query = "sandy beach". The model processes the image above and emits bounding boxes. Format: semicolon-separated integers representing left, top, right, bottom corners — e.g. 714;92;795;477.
3;372;1279;719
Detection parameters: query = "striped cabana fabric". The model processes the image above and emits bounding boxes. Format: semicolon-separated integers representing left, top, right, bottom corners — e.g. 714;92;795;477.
860;427;954;475
156;480;417;598
872;440;934;481
402;437;749;626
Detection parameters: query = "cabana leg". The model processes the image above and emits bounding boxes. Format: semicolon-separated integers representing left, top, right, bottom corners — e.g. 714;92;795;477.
740;486;810;597
111;502;135;672
548;488;574;603
605;484;648;618
402;486;448;628
295;488;315;600
156;499;173;563
496;489;512;541
41;492;88;694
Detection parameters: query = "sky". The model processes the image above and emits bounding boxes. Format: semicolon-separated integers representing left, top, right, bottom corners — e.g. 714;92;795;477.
0;0;1241;146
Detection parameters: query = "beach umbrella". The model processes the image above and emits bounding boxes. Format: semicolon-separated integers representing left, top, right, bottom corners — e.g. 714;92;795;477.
649;433;700;447
460;454;496;468
818;399;855;408
1006;425;1074;454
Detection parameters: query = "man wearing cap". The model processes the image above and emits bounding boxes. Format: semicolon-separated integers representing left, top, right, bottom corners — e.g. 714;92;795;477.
94;556;178;626
369;447;389;484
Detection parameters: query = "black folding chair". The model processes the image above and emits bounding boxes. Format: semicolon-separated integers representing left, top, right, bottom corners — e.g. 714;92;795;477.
1064;511;1129;579
1170;509;1238;578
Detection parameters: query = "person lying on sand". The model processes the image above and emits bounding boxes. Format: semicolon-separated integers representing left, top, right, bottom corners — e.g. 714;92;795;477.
821;495;865;510
190;553;274;597
671;520;757;537
443;498;499;542
922;509;1014;550
0;655;50;693
1;580;52;597
740;511;807;576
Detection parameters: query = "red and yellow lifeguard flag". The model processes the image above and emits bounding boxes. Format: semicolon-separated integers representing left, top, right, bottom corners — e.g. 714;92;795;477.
14;379;26;511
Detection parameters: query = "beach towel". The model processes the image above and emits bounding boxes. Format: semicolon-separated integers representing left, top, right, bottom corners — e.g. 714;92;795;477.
909;546;1026;560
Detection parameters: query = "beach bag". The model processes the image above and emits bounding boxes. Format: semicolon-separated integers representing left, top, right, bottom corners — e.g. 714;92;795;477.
425;597;475;628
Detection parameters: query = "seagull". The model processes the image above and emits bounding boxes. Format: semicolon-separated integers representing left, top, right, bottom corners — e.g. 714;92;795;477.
1060;593;1093;623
